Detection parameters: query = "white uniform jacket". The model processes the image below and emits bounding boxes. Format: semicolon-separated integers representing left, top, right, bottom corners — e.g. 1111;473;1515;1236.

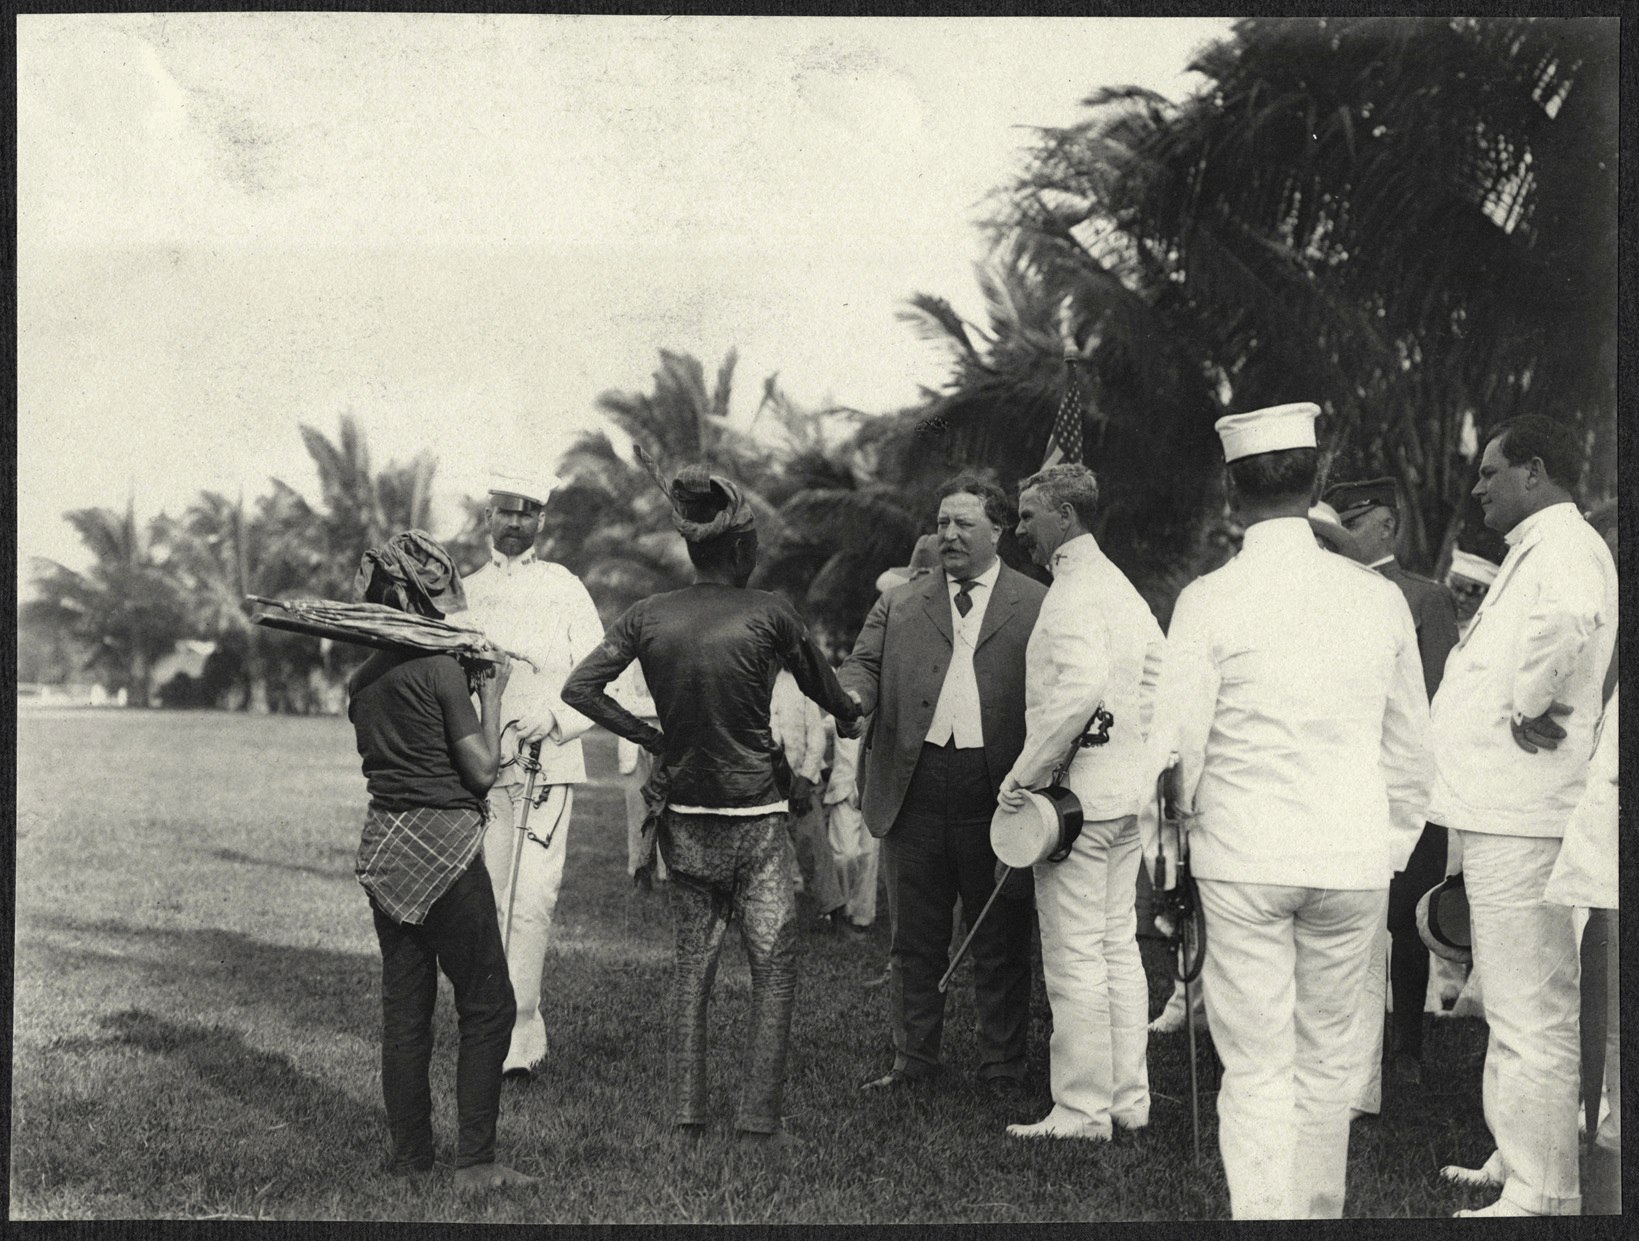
1150;518;1432;889
1544;686;1619;911
463;548;606;785
1003;533;1165;822
1429;503;1618;838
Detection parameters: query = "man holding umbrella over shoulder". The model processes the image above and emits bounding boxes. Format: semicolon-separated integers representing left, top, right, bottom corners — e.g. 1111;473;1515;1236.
347;531;536;1193
995;463;1165;1142
461;466;607;1080
562;459;862;1148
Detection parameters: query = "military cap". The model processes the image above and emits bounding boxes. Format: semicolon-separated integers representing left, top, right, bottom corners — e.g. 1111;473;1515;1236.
1322;477;1399;522
488;465;562;510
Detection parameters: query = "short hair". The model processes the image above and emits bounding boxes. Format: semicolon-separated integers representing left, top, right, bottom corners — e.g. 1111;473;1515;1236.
1227;447;1318;503
1484;416;1584;489
936;475;1011;529
1019;464;1101;529
685;528;757;572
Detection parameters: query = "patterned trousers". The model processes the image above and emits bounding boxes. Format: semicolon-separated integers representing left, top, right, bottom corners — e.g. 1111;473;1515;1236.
659;809;798;1134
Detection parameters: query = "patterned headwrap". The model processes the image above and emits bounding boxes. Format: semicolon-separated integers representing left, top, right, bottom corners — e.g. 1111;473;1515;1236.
353;530;468;619
634;445;756;544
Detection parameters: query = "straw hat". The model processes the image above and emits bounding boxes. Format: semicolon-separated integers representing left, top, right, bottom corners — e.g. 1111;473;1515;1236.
990;787;1085;869
1417;875;1473;965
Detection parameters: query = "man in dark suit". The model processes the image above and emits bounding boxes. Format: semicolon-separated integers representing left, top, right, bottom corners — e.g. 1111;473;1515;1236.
1324;476;1460;1101
839;476;1048;1095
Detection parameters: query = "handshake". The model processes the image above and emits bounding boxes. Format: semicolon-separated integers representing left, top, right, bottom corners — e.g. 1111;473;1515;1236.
834;690;867;741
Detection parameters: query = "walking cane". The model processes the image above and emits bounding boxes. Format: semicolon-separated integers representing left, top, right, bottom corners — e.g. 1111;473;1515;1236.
938;867;1013;995
500;736;545;958
1154;756;1206;1163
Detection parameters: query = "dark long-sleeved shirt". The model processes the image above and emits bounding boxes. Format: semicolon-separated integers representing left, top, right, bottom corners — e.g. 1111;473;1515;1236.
562;583;861;810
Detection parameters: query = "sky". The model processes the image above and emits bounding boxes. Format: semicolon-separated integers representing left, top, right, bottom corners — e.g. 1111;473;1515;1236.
18;13;1234;583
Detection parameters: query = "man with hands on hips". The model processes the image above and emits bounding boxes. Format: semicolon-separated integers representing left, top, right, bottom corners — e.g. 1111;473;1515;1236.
996;463;1165;1142
1430;416;1618;1217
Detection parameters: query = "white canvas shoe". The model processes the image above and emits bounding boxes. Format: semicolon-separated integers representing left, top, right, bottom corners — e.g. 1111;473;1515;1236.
1006;1112;1112;1142
1440;1149;1505;1189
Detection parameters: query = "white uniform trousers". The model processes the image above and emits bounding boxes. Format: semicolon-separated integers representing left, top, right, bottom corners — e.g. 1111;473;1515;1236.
1348;919;1391;1114
1198;880;1384;1219
839;836;881;927
484;782;574;1075
1033;814;1150;1136
1459;830;1582;1214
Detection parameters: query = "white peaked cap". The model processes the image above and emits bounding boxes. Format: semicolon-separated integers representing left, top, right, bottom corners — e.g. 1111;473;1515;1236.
487;465;563;507
1214;402;1321;462
1448;550;1500;586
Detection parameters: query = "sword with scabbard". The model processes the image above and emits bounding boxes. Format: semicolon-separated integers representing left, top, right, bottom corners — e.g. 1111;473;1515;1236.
499;729;546;958
1152;753;1207;1162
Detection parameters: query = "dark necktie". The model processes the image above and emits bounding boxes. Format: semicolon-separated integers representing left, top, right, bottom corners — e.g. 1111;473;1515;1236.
955;578;977;618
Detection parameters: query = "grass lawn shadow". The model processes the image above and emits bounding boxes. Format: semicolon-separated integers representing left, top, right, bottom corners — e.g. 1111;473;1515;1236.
28;915;382;1043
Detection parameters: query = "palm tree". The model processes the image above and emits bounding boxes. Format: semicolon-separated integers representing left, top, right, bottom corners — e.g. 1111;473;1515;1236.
893;240;1225;624
552;350;798;620
1010;16;1617;572
285;413;438;598
24;501;189;706
156;487;318;710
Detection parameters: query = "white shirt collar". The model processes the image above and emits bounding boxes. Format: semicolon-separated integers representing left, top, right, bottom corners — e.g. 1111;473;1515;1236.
1240;516;1318;553
489;545;537;573
1368;554;1396;569
1505;500;1581;548
1048;531;1101;575
946;558;1002;591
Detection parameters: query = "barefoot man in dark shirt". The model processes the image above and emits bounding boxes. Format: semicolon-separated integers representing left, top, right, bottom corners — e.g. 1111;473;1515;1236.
346;530;536;1194
563;462;862;1149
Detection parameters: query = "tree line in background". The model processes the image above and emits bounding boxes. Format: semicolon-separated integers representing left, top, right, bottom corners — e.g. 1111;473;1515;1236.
21;17;1616;711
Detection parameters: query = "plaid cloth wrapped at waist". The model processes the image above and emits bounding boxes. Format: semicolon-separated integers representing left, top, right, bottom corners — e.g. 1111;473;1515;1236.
356;803;487;925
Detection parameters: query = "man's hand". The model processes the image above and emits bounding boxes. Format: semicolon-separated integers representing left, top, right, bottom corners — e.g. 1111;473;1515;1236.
996;778;1029;812
477;654;512;708
514;708;557;744
835;711;864;741
1511;701;1573;754
790;775;815;817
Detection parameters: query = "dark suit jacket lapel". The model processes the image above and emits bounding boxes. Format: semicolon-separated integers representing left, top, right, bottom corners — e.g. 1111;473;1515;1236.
975;566;1021;652
920;574;954;647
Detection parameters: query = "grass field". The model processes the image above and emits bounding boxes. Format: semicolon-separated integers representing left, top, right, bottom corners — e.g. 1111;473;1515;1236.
12;709;1520;1221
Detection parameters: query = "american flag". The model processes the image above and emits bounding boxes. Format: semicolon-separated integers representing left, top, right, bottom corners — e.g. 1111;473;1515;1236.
1042;355;1085;469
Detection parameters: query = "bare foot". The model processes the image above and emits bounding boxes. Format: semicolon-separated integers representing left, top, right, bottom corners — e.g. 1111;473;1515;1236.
452;1162;540;1193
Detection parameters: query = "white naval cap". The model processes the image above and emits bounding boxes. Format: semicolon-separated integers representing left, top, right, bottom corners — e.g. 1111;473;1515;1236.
487;465;563;508
1448;549;1500;586
1214;402;1321;462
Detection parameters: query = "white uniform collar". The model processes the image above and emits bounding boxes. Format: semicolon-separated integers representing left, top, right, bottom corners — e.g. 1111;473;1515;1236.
489;545;537;574
1240;516;1317;553
1504;500;1580;548
1048;531;1101;576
